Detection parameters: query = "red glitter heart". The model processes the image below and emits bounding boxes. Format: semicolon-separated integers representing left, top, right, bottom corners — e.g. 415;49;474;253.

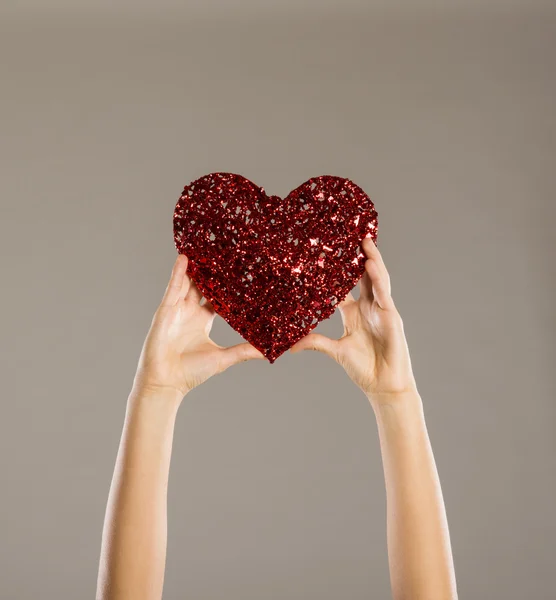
173;173;378;363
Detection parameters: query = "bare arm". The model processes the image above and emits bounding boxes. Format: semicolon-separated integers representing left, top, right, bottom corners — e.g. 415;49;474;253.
291;236;458;600
372;391;457;599
96;255;264;600
96;388;180;600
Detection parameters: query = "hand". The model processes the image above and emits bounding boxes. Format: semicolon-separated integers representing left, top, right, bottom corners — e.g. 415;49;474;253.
290;236;418;403
132;254;265;400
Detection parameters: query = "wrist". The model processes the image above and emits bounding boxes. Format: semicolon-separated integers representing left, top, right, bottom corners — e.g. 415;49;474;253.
128;384;185;413
123;386;182;448
369;390;428;447
367;387;423;414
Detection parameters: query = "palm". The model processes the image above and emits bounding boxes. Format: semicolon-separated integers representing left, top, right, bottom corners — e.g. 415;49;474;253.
133;255;264;398
342;296;412;395
335;300;379;393
290;237;417;397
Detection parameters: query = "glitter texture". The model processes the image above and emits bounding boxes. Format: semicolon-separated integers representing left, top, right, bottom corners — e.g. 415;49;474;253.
173;172;378;363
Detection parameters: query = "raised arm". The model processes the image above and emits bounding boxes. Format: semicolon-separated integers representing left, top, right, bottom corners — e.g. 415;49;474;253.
290;236;458;600
96;254;264;600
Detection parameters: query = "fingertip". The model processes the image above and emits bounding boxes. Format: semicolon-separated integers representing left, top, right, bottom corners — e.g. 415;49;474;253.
171;254;188;279
162;254;189;305
250;345;266;360
363;261;375;284
176;253;188;268
365;256;378;274
362;234;375;246
362;235;378;256
230;342;266;366
290;333;337;358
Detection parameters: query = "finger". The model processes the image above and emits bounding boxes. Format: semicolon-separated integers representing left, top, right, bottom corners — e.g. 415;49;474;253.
200;301;217;333
362;233;378;256
364;257;394;311
359;270;374;304
362;236;393;309
218;342;265;371
338;291;356;315
289;333;338;360
186;278;203;304
178;266;193;301
362;235;389;281
161;254;189;307
338;290;356;307
200;299;216;316
337;291;357;332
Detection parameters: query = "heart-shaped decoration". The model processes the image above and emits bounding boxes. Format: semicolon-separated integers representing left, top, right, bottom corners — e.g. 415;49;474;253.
173;173;378;363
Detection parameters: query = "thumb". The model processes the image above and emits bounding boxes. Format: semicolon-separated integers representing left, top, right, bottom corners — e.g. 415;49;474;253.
218;342;266;371
289;333;338;360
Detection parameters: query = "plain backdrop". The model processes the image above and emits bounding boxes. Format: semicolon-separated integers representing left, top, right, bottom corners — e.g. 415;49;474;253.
1;1;555;599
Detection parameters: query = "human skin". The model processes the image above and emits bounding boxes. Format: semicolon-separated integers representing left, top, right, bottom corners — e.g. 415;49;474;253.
95;256;265;600
96;237;458;600
290;236;458;599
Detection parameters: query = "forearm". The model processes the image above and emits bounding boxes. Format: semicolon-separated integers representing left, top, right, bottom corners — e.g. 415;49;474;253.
370;391;457;600
96;387;182;600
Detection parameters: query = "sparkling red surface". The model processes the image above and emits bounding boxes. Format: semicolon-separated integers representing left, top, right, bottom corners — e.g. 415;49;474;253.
173;172;378;363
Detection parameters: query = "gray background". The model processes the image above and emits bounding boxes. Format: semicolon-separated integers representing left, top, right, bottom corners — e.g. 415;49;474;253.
1;1;555;599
